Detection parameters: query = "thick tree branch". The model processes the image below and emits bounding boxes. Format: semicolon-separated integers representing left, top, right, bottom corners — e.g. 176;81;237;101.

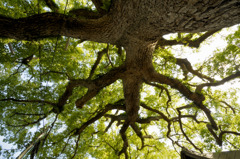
131;123;144;150
5;66;121;114
219;131;240;144
0;13;115;43
207;124;222;146
75;65;125;108
176;58;215;82
196;71;240;92
149;71;218;130
158;30;220;48
118;122;129;159
150;71;205;105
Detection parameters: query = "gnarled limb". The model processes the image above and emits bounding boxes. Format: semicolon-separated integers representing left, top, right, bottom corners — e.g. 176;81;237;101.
196;71;240;92
74;100;125;135
177;108;203;153
208;126;240;146
176;58;215;82
148;71;218;130
140;103;170;122
157;30;220;48
131;123;144;150
220;101;236;114
0;13;116;43
74;65;125;108
118;122;129;159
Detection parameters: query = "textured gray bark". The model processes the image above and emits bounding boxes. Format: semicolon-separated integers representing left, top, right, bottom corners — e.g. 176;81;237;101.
0;0;239;44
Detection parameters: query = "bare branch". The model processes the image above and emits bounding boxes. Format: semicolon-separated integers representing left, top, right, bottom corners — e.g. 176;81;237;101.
74;100;125;135
105;114;164;125
176;58;215;82
149;72;218;130
118;122;129;159
74;65;125;108
71;134;80;159
220;101;236;114
103;140;118;154
196;71;240;92
177;103;195;110
145;82;172;116
140;103;170;122
137;116;163;123
131;123;144;150
105;44;114;67
104;119;115;133
219;130;240;145
157;30;220;48
177;109;202;153
207;124;222;146
146;82;172;104
226;139;240;149
88;48;107;79
41;114;59;147
60;135;73;155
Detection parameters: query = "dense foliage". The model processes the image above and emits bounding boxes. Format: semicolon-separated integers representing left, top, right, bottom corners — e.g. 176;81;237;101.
0;0;240;158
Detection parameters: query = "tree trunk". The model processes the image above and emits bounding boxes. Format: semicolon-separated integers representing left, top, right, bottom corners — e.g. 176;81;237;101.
122;42;156;123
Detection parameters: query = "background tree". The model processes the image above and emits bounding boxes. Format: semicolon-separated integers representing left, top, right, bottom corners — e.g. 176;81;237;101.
0;0;240;158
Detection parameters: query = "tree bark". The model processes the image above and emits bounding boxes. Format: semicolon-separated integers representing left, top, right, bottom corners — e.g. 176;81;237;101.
0;0;239;45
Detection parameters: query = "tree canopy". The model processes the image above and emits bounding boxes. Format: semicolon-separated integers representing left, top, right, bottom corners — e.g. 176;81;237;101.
0;0;240;158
